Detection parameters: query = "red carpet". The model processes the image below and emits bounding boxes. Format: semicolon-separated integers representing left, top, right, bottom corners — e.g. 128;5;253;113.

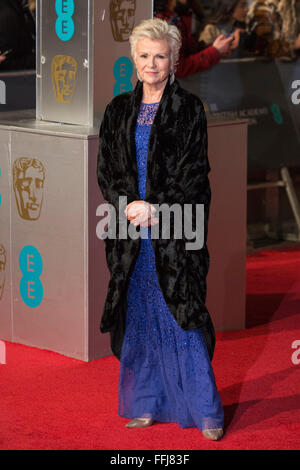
0;246;300;450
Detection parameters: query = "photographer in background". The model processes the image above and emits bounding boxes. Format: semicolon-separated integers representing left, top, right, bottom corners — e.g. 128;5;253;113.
155;0;233;77
0;0;36;71
198;0;250;58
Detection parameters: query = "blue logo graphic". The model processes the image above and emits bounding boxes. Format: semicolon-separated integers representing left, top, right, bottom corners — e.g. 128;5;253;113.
113;56;133;97
19;245;43;308
271;104;283;125
55;0;75;42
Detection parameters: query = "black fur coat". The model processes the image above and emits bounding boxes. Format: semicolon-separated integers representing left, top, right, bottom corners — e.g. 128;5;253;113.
97;75;216;361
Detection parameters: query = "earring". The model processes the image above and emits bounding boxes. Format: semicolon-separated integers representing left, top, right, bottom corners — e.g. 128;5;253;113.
137;70;143;82
170;70;175;84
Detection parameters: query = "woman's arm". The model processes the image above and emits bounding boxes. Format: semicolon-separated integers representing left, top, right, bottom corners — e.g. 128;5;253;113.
97;102;141;213
97;104;120;210
175;45;220;78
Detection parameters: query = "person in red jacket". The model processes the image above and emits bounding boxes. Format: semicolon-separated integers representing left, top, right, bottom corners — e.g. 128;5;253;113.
155;0;233;77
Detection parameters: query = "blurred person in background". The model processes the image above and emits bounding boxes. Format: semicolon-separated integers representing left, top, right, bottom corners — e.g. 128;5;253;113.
198;0;250;58
154;0;233;76
0;0;36;71
200;0;220;17
187;0;209;38
246;0;300;59
156;0;204;54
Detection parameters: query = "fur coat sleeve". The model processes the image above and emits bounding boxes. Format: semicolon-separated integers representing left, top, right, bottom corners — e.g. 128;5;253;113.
97;76;216;361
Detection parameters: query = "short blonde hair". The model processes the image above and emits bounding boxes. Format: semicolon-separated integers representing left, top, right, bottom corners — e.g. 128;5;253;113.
129;18;182;72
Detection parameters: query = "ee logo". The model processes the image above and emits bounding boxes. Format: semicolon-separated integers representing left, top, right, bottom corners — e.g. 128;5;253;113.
113;56;133;97
55;0;75;42
19;245;43;308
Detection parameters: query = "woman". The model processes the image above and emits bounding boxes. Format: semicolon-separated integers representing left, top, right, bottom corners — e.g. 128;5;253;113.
97;18;224;441
198;0;249;57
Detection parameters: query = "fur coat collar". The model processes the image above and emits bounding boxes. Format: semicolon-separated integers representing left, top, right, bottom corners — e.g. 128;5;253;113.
97;75;215;361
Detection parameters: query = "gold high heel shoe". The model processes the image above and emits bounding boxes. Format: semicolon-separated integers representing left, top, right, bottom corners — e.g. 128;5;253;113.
125;418;154;428
202;428;224;441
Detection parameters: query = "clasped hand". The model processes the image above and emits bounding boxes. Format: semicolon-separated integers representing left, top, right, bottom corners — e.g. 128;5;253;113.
125;200;159;227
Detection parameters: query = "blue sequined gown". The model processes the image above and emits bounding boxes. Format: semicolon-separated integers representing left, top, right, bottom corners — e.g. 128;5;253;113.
118;102;224;430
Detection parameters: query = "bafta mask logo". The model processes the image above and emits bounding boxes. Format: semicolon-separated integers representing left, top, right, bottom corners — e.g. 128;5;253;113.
52;55;77;103
0;245;6;300
13;158;45;221
110;0;136;42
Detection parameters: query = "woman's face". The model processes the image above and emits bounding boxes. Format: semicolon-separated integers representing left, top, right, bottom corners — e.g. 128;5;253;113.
135;37;172;86
232;0;248;23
